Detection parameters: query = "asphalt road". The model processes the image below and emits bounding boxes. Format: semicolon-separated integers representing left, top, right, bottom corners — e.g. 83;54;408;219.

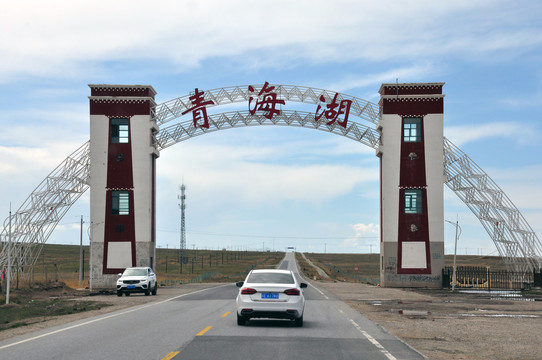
0;252;424;360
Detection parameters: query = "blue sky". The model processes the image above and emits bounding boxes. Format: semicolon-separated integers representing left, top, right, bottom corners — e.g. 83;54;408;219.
1;0;541;255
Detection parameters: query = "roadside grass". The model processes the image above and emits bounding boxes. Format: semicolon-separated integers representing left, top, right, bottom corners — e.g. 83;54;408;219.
1;244;283;289
295;253;327;281
155;249;283;285
0;288;111;331
300;253;511;285
302;253;380;284
443;254;509;270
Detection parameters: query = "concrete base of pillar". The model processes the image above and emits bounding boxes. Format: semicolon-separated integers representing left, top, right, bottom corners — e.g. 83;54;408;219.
89;241;156;290
380;242;444;287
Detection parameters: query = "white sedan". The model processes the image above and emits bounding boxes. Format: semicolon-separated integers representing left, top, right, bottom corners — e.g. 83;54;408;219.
236;269;307;327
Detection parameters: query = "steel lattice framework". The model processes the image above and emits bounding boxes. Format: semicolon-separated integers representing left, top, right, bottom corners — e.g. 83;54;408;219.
155;110;381;151
1;85;541;282
152;84;380;126
443;138;542;272
0;141;90;279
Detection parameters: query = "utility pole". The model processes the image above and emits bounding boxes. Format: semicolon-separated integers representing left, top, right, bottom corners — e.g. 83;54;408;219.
178;183;187;264
79;216;84;286
446;217;462;291
6;204;12;304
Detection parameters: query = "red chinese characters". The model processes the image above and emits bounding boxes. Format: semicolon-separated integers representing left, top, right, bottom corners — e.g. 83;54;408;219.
315;93;352;128
248;82;285;119
182;88;215;129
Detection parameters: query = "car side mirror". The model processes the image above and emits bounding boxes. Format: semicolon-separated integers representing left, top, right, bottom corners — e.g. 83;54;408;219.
300;283;308;288
117;273;122;277
236;281;244;287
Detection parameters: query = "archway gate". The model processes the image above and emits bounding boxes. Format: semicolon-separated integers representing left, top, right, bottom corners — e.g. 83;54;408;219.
1;82;541;289
89;82;442;288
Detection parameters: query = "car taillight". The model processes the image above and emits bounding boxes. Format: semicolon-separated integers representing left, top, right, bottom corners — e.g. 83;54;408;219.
241;287;257;295
284;288;300;296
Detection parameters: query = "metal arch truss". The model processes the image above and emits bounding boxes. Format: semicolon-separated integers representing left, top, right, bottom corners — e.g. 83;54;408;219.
155;110;381;151
444;138;542;272
0;141;91;279
152;84;380;127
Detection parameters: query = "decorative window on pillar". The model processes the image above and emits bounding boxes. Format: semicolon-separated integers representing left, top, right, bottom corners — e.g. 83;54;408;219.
111;118;129;143
111;191;130;215
404;189;423;214
403;117;422;142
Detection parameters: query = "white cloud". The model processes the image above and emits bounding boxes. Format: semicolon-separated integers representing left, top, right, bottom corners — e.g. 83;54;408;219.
1;1;541;82
326;63;439;93
340;223;380;251
485;165;542;210
501;91;542;108
351;223;380;238
0;144;77;177
158;140;378;208
444;122;528;147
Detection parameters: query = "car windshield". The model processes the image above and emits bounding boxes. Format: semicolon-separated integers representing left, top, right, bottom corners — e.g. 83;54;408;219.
247;272;294;284
123;268;147;276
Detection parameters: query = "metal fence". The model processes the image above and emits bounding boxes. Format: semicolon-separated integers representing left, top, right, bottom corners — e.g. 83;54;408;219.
443;266;539;290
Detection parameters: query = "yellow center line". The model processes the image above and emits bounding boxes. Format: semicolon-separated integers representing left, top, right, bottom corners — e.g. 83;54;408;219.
196;325;213;336
161;351;180;360
221;311;231;318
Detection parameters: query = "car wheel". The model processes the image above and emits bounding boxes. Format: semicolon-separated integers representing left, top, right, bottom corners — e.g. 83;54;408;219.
237;313;247;326
294;315;303;327
145;288;150;296
152;283;157;295
117;291;122;297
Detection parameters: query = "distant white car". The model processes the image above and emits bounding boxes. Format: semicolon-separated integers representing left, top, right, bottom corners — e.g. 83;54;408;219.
236;269;307;326
116;267;157;296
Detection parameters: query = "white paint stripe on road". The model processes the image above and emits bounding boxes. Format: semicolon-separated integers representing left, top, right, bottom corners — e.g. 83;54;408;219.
307;282;329;299
0;284;230;350
349;319;398;360
289;252;328;300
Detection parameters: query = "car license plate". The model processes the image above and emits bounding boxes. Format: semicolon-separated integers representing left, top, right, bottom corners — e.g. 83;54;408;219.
261;293;279;299
127;285;136;289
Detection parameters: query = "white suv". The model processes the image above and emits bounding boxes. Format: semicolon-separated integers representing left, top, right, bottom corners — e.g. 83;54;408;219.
116;267;157;296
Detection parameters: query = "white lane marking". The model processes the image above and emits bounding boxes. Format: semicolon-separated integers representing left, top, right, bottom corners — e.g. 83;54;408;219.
307;282;329;299
286;252;329;300
0;284;230;350
349;319;398;360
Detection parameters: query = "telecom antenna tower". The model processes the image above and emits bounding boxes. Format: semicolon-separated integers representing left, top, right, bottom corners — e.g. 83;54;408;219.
178;183;187;263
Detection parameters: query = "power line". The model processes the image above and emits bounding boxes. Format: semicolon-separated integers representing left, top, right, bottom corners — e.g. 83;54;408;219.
156;227;378;240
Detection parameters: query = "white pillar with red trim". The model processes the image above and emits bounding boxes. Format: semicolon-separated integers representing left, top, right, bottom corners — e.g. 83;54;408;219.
378;83;445;287
89;84;159;289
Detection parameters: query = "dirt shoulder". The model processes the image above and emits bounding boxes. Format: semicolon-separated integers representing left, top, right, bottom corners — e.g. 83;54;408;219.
0;283;218;342
316;281;542;360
